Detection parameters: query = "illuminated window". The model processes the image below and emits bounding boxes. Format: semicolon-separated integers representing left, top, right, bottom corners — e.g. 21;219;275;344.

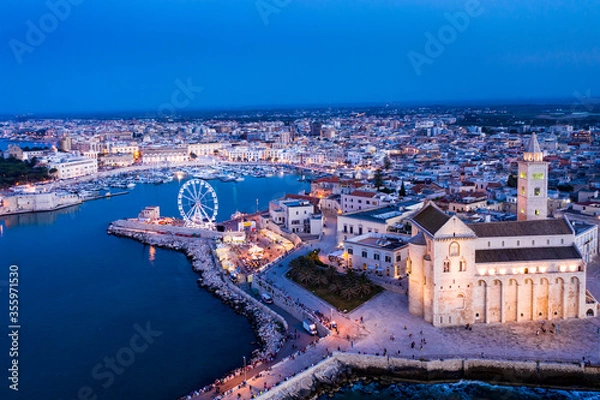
521;187;525;195
535;210;540;215
534;187;541;196
519;172;526;179
532;173;544;180
520;209;525;214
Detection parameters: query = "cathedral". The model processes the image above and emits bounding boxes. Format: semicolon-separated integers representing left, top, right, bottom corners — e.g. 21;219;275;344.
407;133;598;327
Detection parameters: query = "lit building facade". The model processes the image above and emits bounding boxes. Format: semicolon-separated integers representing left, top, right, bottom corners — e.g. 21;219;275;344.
407;139;598;327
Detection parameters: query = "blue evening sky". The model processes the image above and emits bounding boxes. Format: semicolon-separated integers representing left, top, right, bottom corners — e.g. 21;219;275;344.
1;0;599;115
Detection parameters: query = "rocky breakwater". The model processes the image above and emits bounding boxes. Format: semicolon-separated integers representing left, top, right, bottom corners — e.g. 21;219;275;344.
107;220;287;363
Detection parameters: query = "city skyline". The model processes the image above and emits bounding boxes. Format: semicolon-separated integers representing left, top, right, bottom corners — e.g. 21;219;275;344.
2;0;600;115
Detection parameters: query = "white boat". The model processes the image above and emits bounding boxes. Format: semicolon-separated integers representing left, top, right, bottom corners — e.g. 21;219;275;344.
234;176;245;182
126;182;136;189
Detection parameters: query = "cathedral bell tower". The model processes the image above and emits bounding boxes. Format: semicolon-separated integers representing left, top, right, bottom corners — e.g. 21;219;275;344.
517;133;548;221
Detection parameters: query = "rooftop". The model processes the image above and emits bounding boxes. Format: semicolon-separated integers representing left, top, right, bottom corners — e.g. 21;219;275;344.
470;218;573;237
411;203;450;234
475;245;581;263
343;205;404;222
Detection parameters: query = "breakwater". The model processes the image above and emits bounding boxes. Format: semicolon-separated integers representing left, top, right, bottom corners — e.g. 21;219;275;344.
107;220;288;363
258;353;600;399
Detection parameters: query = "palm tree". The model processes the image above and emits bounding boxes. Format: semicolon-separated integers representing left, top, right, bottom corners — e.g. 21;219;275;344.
294;265;315;285
355;274;373;298
328;281;342;295
340;284;359;300
325;265;338;284
314;270;329;287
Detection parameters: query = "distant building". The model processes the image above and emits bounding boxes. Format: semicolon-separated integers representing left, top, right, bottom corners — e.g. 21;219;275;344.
142;148;188;164
187;143;222;157
341;190;389;213
101;154;134;168
310;122;322;137
49;157;98;179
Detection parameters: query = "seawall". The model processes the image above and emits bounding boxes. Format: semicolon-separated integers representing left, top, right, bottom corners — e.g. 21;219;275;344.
258;353;600;399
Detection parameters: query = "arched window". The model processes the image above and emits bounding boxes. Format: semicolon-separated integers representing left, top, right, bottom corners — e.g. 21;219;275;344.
459;260;466;272
443;260;450;273
449;242;460;257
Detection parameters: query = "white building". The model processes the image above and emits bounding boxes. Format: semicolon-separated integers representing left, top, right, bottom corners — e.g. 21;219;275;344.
337;202;422;244
268;199;322;235
49;157;98;179
188;143;222;157
142;148;188;164
341;190;389;213
344;233;409;278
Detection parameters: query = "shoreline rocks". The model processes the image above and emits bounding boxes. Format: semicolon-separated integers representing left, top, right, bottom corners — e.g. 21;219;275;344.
258;353;600;400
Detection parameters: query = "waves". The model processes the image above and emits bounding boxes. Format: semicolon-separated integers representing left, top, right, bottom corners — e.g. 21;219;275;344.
322;380;600;400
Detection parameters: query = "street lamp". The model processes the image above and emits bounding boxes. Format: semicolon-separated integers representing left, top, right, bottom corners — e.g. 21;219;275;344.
243;356;247;383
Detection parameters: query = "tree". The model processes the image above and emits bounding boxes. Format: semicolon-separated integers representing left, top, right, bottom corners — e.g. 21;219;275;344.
506;174;518;188
373;168;384;190
383;155;391;170
190;152;198;159
355;273;373;298
399;181;407;197
49;168;58;175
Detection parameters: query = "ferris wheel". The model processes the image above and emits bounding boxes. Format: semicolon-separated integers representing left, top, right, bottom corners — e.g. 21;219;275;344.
177;179;219;229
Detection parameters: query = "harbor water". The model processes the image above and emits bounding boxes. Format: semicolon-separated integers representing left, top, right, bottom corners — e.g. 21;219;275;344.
0;175;309;400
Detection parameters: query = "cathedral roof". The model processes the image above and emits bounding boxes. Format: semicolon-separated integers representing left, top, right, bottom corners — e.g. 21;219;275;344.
525;132;542;154
475;245;581;263
411;203;450;235
470;218;572;237
408;232;427;245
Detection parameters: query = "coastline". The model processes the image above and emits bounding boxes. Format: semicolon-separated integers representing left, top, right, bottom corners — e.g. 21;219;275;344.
106;220;289;392
106;219;600;400
258;353;600;400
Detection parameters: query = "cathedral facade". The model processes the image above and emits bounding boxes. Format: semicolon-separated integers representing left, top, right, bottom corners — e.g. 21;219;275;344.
407;134;598;327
